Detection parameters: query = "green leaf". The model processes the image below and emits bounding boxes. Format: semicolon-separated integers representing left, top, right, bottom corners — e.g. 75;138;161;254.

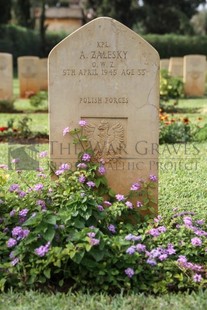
44;215;57;225
43;268;51;279
43;226;56;242
90;249;105;262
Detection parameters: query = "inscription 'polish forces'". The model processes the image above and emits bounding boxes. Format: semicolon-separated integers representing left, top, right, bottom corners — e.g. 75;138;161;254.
90;50;128;60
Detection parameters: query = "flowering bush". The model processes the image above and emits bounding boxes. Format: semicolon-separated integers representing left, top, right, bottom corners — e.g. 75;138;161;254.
159;111;198;144
0;122;206;294
160;70;184;111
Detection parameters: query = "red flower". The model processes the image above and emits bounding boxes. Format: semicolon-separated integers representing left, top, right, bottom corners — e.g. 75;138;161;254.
0;127;8;132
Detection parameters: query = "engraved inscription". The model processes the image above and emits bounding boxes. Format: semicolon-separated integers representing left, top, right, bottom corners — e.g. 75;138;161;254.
62;40;149;78
80;97;128;104
83;119;127;162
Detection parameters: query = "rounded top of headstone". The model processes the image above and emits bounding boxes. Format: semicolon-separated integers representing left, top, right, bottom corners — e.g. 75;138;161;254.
49;17;159;59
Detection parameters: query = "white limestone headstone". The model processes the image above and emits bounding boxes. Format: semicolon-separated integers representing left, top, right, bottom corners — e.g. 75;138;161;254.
49;17;160;209
0;53;13;101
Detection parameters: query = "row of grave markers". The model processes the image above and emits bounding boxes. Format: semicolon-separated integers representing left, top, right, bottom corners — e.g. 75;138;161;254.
0;54;206;101
0;54;48;100
160;56;207;97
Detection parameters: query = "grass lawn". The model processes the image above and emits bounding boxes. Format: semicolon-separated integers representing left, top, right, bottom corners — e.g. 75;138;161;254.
0;96;207;308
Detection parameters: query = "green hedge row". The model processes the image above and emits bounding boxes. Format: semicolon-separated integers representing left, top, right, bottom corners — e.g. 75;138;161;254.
144;34;207;58
0;24;67;66
0;24;207;66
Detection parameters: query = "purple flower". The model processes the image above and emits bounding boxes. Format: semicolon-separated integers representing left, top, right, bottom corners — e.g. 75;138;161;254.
148;228;160;237
63;127;70;136
87;232;96;238
183;216;192;226
191;237;202;247
77;163;87;169
10;210;16;217
154;215;162;223
136;201;143;208
11;158;20;164
11;257;19;266
9;184;20;192
18;191;26;198
196;220;205;225
86;181;95;188
159;254;168;261
136;243;146;252
126;246;136;255
167;244;176;255
125;201;133;209
104;201;112;206
35;242;50;257
82;153;91;162
33;183;44;191
89;238;100;246
158;226;166;233
97;205;104;211
79;120;87;127
7;238;17;248
146;258;157;266
108;224;116;233
12;226;23;238
193;274;202;283
59;163;70;171
149;175;157;182
19;209;29;217
115;194;125;202
12;226;30;240
39;151;48;158
37;200;46;210
78;175;86;183
98;165;106;175
125;267;134;278
124;234;142;241
177;255;187;265
130;183;140;191
55;169;64;176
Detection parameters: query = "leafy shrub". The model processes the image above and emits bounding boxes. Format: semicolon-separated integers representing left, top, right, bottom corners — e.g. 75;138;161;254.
0;99;15;113
29;91;48;108
160;70;184;110
194;124;207;142
0;121;206;294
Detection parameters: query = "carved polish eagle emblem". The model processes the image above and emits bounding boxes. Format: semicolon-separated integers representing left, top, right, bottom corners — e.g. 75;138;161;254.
84;120;125;161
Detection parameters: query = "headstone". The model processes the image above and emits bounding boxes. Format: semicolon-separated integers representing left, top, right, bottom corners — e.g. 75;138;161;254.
39;58;48;91
168;57;183;78
18;56;40;98
0;53;13;100
160;59;169;71
183;55;206;97
49;17;159;208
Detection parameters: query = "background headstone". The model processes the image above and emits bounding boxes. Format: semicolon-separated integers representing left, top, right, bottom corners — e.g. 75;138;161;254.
160;59;169;71
39;58;48;91
0;53;13;100
18;56;40;98
49;17;159;206
183;55;206;97
169;57;183;78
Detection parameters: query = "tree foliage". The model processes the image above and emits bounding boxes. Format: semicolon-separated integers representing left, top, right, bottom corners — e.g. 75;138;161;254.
82;0;139;28
137;0;207;34
13;0;34;28
0;0;12;24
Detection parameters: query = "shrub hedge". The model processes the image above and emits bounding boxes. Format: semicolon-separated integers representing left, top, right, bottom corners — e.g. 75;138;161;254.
0;25;207;65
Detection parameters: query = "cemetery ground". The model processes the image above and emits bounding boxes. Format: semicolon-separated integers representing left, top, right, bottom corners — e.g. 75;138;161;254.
0;87;207;307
